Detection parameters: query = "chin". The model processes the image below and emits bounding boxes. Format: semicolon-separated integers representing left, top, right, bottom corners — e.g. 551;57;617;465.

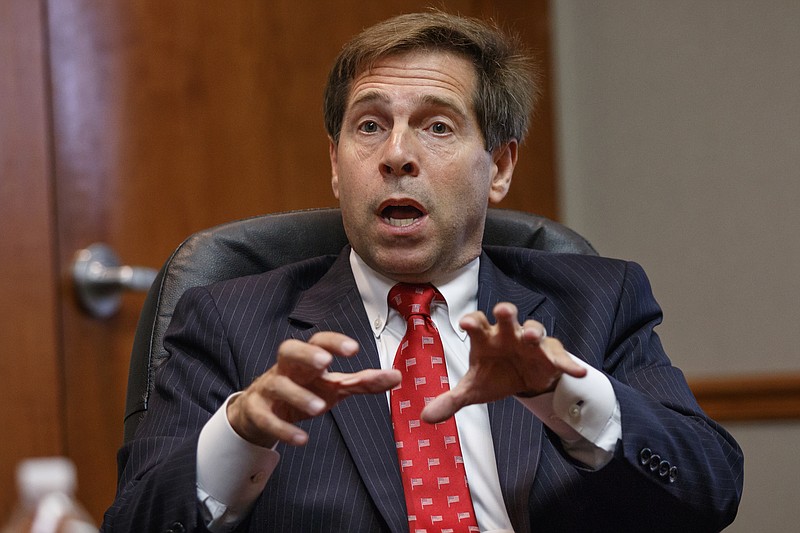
374;257;435;282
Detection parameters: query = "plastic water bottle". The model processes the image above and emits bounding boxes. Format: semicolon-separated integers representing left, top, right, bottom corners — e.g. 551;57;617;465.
2;457;96;533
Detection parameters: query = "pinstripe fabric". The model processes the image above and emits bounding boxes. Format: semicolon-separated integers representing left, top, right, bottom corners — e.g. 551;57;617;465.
103;246;742;532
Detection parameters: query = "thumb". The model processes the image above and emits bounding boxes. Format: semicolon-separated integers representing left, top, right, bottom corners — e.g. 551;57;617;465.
420;391;462;424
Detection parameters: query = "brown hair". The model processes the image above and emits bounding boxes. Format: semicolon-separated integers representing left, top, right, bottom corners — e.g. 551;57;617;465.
323;11;540;151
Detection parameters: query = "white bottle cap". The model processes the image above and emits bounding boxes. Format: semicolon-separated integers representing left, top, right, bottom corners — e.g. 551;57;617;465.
16;457;78;504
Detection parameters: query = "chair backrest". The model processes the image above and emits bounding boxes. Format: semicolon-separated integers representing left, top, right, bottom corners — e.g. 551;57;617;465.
123;207;596;442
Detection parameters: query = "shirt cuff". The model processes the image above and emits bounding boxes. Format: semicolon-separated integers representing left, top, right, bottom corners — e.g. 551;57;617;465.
197;393;280;531
516;355;620;469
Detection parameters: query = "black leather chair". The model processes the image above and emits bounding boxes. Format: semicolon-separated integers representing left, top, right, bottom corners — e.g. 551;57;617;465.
123;207;596;442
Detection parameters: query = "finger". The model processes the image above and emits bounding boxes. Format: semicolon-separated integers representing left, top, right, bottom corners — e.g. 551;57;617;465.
420;389;466;424
554;352;588;378
277;334;361;381
327;369;402;394
307;331;360;357
252;407;311;446
458;310;490;335
271;374;330;415
228;388;312;447
538;337;587;378
277;339;334;375
492;302;520;337
520;319;547;343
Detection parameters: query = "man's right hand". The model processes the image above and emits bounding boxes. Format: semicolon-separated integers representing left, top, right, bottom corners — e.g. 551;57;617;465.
227;332;400;448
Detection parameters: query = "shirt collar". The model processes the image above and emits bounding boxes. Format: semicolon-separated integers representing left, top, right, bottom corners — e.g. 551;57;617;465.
349;249;479;341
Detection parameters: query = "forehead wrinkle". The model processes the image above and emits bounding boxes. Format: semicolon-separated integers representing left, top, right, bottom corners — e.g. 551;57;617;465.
358;63;470;93
345;52;478;122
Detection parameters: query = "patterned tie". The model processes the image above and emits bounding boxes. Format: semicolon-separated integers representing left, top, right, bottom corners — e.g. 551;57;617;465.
388;284;479;533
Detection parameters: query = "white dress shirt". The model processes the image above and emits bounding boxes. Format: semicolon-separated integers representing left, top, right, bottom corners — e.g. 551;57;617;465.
196;251;621;532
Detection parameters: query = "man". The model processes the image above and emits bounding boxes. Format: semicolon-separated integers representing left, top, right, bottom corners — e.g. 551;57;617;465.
103;11;743;533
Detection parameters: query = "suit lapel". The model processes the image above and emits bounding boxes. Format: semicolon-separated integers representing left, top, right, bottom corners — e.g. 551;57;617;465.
287;249;554;532
478;251;552;533
289;249;408;532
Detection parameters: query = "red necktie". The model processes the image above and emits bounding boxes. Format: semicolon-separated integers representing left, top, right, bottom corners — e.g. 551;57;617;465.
388;284;479;533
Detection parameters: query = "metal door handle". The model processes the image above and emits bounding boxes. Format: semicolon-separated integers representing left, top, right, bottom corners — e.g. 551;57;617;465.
72;243;158;318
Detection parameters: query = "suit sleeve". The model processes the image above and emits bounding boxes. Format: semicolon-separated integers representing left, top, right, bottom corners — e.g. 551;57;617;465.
102;286;247;533
589;260;743;531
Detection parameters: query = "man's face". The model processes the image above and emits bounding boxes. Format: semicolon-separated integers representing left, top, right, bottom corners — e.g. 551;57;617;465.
330;50;516;283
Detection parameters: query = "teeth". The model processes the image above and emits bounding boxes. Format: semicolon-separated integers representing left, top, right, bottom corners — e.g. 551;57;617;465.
387;217;416;227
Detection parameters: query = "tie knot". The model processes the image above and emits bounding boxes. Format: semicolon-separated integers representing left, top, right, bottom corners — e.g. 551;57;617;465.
388;284;437;320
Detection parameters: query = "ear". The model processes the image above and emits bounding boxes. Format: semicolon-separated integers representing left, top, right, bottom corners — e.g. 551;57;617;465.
329;137;340;199
488;140;518;204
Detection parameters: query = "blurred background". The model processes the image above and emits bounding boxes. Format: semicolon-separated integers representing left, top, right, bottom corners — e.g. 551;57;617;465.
1;1;797;530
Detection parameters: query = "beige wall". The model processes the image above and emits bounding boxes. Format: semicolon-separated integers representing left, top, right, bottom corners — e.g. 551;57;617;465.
551;1;800;531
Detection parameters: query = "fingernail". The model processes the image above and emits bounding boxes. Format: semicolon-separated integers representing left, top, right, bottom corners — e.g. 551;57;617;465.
308;398;325;413
314;351;332;368
341;339;359;353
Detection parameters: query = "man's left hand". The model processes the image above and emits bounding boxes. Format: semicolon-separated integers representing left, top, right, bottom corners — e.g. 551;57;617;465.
421;302;586;423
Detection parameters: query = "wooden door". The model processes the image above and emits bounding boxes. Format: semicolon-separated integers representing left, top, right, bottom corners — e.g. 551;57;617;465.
2;0;557;522
0;0;64;520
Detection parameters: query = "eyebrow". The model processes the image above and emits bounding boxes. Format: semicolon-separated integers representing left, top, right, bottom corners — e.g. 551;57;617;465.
416;94;469;122
347;90;470;122
348;90;390;110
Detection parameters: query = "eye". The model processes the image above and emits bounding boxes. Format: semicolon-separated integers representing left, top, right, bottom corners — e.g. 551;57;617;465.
358;120;380;133
429;121;452;135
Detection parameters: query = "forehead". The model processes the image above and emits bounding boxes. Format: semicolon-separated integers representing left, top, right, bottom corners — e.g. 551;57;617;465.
347;50;478;110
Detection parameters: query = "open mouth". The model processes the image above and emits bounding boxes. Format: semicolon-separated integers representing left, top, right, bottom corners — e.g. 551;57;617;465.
380;204;426;227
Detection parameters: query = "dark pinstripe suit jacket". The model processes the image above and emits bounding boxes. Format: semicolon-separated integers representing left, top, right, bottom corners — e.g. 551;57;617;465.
104;246;743;533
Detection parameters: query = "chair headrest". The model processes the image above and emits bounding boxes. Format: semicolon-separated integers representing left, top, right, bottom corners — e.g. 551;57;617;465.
123;207;595;441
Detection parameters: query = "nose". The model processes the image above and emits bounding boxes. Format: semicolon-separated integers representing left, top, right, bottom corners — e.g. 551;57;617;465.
380;127;419;178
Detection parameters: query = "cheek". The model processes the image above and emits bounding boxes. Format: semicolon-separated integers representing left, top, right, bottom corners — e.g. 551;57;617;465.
335;159;374;210
338;146;374;182
421;138;464;163
452;155;494;198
